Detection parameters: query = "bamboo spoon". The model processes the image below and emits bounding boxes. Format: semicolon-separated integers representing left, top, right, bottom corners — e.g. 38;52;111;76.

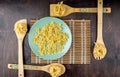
93;0;107;60
50;4;111;17
8;63;66;77
14;19;27;77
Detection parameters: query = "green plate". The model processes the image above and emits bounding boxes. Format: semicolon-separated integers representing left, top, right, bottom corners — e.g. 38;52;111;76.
28;17;72;60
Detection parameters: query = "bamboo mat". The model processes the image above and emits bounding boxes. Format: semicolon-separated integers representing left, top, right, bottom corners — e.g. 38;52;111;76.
30;19;91;64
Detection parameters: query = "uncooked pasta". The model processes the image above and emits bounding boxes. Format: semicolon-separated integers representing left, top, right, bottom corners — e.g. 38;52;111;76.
49;65;62;77
54;1;65;16
93;43;107;59
33;22;68;56
14;23;27;34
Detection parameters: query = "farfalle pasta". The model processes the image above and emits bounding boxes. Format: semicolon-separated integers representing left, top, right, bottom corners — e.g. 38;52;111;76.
54;1;65;16
33;22;68;56
14;23;27;34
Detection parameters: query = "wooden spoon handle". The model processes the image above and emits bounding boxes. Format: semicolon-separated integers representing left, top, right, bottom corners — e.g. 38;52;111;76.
8;64;42;70
18;40;24;77
97;0;103;43
74;7;111;13
8;64;49;73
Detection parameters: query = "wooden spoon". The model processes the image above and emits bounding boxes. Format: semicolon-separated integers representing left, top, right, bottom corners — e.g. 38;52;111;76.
14;19;27;77
50;4;111;17
8;63;66;77
93;0;107;60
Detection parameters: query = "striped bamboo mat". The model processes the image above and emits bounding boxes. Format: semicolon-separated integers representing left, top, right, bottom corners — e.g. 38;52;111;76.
30;19;91;64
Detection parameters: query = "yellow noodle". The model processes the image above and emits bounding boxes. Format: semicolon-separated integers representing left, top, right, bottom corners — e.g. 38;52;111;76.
54;1;65;16
14;23;27;34
93;43;107;59
49;65;62;77
33;22;68;56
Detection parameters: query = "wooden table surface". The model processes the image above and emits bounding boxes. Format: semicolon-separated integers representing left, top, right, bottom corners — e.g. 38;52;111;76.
0;0;120;77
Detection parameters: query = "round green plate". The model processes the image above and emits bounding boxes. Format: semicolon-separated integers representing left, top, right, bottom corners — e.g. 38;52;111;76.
28;17;72;60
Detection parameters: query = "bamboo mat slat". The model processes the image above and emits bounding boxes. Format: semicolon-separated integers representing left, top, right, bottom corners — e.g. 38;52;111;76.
30;19;91;64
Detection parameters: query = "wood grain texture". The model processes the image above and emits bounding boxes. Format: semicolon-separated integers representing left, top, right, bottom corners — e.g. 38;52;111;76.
0;0;119;77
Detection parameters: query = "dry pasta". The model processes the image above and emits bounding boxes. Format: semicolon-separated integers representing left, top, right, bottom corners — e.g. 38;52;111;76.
14;23;27;34
49;65;62;77
54;1;65;16
93;43;107;59
33;22;68;56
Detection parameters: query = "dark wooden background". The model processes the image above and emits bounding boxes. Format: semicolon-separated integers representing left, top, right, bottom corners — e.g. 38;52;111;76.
0;0;120;77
